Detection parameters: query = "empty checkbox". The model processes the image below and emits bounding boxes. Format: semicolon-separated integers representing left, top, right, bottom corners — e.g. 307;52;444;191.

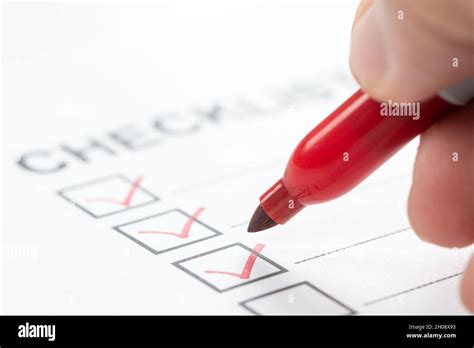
240;281;355;315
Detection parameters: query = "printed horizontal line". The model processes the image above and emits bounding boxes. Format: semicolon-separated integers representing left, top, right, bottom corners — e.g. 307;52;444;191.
294;228;411;264
171;159;283;194
230;221;249;228
364;272;463;306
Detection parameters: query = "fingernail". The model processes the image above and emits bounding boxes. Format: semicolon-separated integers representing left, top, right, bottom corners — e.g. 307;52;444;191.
350;4;389;95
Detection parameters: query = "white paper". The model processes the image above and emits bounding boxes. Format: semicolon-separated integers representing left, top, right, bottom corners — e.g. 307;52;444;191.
2;1;471;315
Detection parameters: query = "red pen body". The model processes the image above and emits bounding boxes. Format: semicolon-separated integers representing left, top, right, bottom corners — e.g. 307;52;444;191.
258;89;455;225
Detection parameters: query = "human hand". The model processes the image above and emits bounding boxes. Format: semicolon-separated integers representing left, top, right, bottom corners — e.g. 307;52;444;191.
350;0;474;311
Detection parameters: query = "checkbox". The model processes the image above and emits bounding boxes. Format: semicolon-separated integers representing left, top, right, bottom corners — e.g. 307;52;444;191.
57;174;159;218
240;281;355;315
113;208;222;255
173;243;287;292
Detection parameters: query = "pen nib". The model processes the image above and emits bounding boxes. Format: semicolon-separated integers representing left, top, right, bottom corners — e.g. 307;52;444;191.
247;205;277;233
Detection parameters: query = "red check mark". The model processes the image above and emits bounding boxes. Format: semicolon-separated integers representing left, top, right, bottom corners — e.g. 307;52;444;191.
204;243;265;279
138;207;206;239
87;176;143;207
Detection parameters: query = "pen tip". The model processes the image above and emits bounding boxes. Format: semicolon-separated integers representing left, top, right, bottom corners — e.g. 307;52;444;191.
247;205;277;233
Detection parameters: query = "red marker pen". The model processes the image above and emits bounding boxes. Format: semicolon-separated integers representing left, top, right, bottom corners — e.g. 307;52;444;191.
247;79;474;232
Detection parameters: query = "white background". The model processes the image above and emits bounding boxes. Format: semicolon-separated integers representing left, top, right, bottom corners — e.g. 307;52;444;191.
2;1;471;315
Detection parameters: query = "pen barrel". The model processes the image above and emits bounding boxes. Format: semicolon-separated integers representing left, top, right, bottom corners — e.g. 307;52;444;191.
282;89;455;207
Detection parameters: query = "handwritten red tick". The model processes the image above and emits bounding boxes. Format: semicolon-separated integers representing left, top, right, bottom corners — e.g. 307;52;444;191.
204;243;265;279
86;176;143;207
138;207;206;239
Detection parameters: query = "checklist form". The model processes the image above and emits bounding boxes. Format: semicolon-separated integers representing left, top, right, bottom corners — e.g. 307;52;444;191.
2;1;472;315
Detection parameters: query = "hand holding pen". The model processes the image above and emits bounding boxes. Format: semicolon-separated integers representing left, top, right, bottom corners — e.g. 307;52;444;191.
249;0;474;311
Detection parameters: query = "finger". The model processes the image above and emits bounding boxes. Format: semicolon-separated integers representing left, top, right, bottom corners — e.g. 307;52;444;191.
408;103;474;247
353;0;373;28
461;255;474;312
350;0;474;102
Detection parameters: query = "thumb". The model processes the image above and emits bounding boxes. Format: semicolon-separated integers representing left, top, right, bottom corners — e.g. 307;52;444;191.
350;0;474;102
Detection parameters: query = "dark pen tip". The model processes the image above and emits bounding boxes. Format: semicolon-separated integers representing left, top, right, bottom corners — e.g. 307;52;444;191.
247;205;277;233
